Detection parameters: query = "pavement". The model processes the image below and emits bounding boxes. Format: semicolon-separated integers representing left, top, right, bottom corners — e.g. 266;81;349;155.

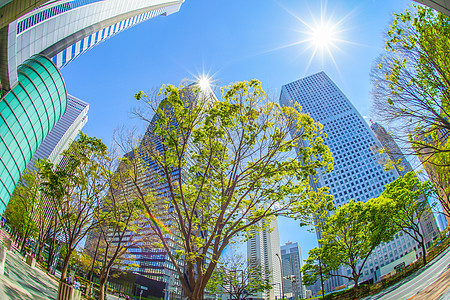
0;248;58;299
364;247;450;300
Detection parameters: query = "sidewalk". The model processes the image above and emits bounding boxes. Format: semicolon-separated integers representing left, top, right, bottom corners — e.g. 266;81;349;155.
409;268;450;300
0;248;58;299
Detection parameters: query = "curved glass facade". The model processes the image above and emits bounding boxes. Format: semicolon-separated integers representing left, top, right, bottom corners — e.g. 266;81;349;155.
0;54;67;214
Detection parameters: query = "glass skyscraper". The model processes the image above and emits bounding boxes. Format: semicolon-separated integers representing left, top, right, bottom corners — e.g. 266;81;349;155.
371;122;440;249
280;72;418;292
281;242;305;300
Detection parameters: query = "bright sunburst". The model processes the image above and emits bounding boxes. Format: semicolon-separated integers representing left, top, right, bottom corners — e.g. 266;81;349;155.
270;1;358;74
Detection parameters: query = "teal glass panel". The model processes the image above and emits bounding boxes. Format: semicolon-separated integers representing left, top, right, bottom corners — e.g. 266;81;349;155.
0;54;67;215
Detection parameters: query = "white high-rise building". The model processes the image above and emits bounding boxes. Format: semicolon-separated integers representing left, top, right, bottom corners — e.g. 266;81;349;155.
26;94;88;171
280;72;418;292
1;0;185;91
247;218;282;300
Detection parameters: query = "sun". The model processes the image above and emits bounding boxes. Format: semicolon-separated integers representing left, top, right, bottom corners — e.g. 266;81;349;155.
198;76;211;91
269;1;357;74
311;23;336;49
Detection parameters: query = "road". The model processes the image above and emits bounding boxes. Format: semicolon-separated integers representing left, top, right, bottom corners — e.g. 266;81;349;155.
364;248;450;300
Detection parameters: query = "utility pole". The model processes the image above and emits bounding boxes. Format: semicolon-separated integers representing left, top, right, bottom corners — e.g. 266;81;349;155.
275;253;285;299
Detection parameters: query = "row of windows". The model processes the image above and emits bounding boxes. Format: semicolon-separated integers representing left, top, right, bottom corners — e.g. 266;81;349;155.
53;7;166;69
17;0;103;34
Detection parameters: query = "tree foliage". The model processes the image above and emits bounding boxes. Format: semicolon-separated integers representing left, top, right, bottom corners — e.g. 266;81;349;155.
40;132;109;282
377;171;434;265
130;80;333;299
371;5;450;158
302;199;396;288
95;147;148;300
206;254;272;300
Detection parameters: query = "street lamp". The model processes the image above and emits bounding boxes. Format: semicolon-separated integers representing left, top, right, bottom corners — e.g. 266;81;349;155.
275;253;285;300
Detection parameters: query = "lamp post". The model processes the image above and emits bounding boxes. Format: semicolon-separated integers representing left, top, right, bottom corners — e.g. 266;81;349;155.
275;253;285;300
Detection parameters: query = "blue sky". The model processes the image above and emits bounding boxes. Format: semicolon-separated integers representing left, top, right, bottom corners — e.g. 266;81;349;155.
62;0;411;257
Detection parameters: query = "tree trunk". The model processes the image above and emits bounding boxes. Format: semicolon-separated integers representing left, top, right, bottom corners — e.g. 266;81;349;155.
98;268;111;300
88;236;101;296
421;240;427;265
191;287;204;300
36;242;44;263
20;228;30;253
47;218;57;272
354;276;359;289
319;258;325;300
47;238;55;272
60;247;73;283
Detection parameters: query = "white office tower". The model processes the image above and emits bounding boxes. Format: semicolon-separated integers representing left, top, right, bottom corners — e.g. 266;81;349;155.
280;72;418;293
247;217;282;300
1;0;185;91
281;242;305;299
26;94;88;170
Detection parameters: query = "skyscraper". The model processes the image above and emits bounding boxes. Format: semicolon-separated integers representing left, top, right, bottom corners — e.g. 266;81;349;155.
371;122;440;249
280;242;304;300
280;72;418;292
27;94;88;171
0;0;185;214
247;218;282;300
1;0;185;91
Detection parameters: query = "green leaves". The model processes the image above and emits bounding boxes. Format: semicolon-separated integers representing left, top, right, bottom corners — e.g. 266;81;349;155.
132;79;333;298
302;198;396;287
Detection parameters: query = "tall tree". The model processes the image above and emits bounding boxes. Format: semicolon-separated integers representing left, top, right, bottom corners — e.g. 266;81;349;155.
128;80;333;299
40;133;109;282
301;199;396;289
371;5;450;160
378;171;434;265
95;150;148;300
206;254;272;300
5;170;45;253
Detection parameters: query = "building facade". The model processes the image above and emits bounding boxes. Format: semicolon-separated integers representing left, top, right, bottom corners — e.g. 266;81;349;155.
414;0;450;16
280;72;418;293
0;54;67;214
371;122;440;249
0;0;184;214
27;94;88;171
1;0;185;92
280;242;304;300
104;85;215;299
247;218;283;300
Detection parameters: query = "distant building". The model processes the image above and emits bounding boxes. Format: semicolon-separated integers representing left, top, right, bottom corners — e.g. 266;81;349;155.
280;242;304;299
371;122;440;249
247;218;282;300
437;213;448;231
280;72;418;292
26;95;88;171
